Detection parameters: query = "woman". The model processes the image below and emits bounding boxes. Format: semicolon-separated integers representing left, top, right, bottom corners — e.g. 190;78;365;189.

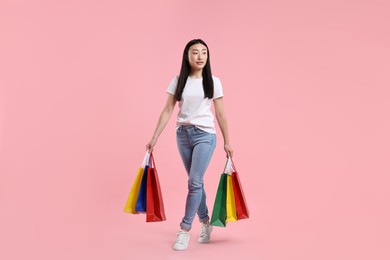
146;39;233;251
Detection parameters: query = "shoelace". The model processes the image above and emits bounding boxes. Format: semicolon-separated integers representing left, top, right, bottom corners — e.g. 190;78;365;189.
176;232;188;245
199;225;208;238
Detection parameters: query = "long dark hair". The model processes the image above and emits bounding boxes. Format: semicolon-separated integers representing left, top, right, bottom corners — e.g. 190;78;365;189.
175;39;214;101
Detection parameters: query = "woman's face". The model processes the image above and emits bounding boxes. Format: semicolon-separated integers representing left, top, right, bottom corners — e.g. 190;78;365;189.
187;43;208;71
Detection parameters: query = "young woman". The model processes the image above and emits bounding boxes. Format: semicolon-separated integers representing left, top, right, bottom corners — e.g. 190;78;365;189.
146;39;233;251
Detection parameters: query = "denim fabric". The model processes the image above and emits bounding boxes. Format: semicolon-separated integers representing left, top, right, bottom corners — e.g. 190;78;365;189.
176;125;216;231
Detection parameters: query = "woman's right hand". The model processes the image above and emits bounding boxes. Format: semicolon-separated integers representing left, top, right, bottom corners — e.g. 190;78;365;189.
146;137;157;152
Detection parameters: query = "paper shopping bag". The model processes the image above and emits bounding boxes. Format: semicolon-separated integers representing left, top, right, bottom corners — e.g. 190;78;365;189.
135;165;148;213
123;167;144;214
231;162;249;219
146;154;166;222
124;151;150;214
226;175;238;222
210;173;228;227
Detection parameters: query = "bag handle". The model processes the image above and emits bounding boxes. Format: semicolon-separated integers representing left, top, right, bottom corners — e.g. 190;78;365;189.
148;152;157;170
229;156;237;173
223;157;234;175
141;150;151;167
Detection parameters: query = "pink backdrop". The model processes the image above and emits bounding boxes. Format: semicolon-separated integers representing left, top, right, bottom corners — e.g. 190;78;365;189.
1;0;389;259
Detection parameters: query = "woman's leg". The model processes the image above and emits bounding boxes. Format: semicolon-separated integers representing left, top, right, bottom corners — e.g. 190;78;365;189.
177;126;216;231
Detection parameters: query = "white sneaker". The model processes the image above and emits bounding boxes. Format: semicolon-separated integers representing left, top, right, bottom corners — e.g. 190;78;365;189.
198;223;213;243
173;230;190;251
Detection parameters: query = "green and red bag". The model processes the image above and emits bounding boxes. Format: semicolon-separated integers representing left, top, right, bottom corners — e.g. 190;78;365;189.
210;157;249;227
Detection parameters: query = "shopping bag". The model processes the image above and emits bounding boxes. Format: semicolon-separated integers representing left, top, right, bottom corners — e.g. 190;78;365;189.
135;165;148;212
210;173;228;227
123;151;150;214
146;154;167;222
231;160;250;219
123;167;144;214
226;174;238;222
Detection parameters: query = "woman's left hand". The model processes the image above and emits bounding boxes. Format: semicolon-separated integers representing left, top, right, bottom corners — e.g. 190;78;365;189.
224;144;234;158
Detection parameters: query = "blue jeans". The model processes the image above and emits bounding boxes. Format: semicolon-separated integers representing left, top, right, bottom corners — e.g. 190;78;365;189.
176;125;216;231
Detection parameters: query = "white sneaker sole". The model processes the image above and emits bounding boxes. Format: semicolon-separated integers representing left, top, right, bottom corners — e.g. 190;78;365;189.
173;245;188;251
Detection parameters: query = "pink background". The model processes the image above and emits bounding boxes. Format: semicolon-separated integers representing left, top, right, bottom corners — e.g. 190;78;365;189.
1;0;389;259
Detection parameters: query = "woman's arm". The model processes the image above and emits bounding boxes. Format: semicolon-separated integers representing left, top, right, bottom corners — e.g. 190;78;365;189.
214;97;234;157
146;93;177;151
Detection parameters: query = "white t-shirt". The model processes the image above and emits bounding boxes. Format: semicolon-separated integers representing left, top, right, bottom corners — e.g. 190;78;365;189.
166;75;223;134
